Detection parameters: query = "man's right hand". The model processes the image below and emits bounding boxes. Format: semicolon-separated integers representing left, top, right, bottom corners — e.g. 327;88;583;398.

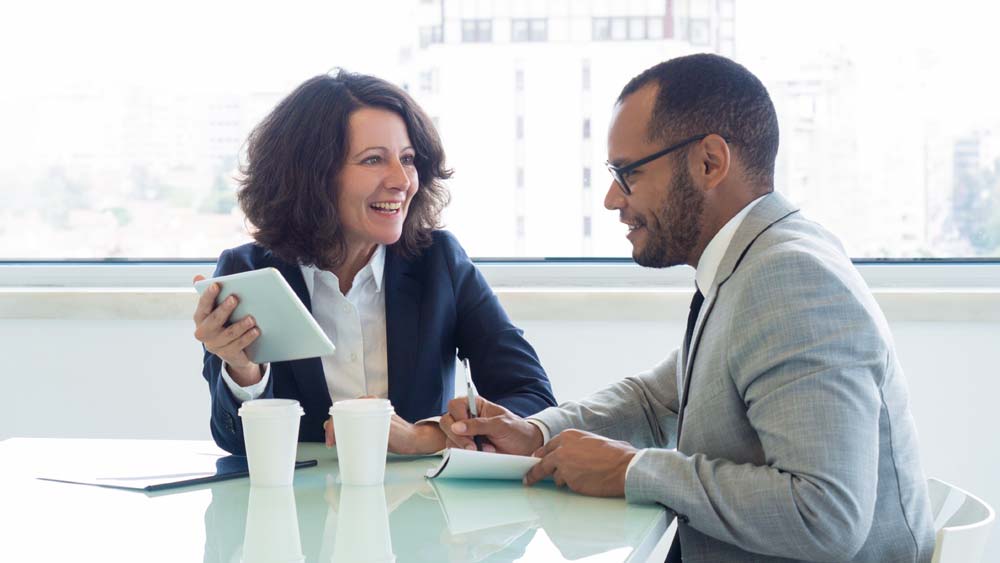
192;274;263;386
440;396;544;455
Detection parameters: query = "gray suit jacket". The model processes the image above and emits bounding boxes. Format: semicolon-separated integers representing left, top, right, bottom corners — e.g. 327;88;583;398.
533;193;934;562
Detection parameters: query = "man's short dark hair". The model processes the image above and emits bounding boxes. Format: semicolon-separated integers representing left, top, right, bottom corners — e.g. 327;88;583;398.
238;70;452;270
618;54;779;189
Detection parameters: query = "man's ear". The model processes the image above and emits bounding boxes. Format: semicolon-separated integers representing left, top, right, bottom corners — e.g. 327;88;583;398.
693;134;730;191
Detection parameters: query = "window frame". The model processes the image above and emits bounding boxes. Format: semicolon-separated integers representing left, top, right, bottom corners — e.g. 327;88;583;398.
2;259;998;290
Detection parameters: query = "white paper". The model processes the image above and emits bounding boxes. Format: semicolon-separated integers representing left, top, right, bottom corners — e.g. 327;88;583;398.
425;448;540;480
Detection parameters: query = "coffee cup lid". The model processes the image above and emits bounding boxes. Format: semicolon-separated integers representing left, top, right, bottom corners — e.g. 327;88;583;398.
330;398;394;416
239;398;304;418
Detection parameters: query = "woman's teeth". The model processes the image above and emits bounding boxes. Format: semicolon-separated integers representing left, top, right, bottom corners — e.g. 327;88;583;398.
371;202;402;212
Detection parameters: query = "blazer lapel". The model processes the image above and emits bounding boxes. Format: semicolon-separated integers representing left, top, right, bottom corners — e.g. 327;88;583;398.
384;248;422;418
677;193;800;438
260;250;329;409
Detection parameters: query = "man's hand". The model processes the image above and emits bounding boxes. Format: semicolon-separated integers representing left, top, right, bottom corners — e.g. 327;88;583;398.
440;396;543;455
523;429;637;498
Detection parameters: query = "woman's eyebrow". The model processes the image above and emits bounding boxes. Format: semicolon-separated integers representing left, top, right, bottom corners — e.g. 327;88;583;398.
350;146;387;159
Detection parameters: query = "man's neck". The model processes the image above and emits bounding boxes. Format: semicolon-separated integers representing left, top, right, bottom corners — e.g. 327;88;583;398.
687;190;765;270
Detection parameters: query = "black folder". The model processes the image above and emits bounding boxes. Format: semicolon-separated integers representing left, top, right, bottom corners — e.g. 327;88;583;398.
38;454;317;492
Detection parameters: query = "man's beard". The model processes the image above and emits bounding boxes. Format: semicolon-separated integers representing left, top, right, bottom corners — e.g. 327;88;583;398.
633;167;705;268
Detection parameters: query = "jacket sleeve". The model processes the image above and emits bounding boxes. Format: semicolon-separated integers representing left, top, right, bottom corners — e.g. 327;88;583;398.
531;349;681;449
624;250;884;561
201;248;275;454
443;233;557;416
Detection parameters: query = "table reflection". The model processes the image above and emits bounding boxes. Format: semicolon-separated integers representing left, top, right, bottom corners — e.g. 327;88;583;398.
242;486;304;563
202;456;653;563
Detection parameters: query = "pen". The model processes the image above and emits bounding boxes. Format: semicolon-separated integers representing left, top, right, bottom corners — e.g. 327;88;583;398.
462;358;485;451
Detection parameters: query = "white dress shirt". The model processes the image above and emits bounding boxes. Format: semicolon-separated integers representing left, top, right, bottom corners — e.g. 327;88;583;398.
221;245;388;404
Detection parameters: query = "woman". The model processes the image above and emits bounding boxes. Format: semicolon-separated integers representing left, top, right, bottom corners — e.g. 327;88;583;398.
193;70;555;455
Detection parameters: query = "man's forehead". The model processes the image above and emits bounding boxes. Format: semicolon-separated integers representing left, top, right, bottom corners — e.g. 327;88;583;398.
609;84;658;156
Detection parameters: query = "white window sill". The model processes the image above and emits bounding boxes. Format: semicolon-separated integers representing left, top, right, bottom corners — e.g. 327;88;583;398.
1;262;998;321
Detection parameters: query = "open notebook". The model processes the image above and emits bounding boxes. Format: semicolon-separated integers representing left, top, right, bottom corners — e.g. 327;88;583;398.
425;448;540;480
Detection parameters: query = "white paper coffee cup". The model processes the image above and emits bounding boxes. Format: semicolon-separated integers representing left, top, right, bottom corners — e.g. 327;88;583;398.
238;399;304;487
330;399;393;486
242;486;304;563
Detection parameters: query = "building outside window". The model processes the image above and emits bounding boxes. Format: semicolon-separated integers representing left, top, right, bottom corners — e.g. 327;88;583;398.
461;19;492;43
4;0;999;261
512;18;547;42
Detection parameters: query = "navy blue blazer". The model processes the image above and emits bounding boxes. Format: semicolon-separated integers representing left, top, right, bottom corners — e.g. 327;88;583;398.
202;230;556;454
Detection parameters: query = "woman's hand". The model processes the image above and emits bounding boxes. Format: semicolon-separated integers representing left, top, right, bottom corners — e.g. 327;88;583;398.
324;396;449;455
192;274;263;386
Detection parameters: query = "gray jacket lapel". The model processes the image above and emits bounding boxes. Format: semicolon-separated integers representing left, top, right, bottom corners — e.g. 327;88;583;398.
677;193;800;435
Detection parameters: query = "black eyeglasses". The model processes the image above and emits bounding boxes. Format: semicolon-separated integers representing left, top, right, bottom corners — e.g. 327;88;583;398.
605;134;711;195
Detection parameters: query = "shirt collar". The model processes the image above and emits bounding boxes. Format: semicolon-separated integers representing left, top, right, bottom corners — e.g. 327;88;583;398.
695;196;766;294
299;244;386;298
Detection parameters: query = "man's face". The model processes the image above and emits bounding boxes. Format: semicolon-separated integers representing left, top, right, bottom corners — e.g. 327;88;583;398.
604;85;705;268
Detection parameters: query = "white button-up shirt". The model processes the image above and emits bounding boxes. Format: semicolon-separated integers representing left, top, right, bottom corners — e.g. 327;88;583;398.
221;245;388;404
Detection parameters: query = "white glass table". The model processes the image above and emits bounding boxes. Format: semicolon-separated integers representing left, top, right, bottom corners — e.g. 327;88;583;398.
1;438;668;562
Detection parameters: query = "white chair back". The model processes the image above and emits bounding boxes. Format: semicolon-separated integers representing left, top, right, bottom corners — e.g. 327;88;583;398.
929;477;995;563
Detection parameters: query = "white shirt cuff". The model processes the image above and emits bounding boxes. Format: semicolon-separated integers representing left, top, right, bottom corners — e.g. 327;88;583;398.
415;416;441;425
625;448;649;479
220;362;270;403
526;418;551;444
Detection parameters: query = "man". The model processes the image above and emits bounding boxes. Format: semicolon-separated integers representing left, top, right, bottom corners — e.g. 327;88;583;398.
439;54;934;562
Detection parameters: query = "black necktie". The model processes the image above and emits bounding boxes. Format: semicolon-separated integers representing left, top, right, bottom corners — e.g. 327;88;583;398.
667;289;704;563
683;288;705;351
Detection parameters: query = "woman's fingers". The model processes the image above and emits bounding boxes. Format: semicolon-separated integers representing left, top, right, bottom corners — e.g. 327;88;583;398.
324;418;335;447
208;323;260;368
192;276;216;324
193;293;238;344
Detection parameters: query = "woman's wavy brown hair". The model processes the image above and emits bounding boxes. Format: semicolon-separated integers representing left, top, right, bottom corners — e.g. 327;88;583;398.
237;70;452;269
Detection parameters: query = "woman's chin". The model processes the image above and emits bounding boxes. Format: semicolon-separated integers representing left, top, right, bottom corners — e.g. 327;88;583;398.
371;229;404;247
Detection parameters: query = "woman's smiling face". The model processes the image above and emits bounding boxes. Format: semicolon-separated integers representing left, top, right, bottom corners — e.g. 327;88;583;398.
336;106;419;252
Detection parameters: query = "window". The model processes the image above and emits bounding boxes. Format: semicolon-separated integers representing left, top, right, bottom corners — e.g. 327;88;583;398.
610;18;628;40
628;17;646;40
688;18;712;46
4;1;999;260
462;19;492;43
647;17;665;40
512;18;547;42
592;18;611;41
418;69;436;94
419;25;443;48
594;15;667;41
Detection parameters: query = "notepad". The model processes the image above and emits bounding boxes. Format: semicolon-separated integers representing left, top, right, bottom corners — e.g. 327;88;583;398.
425;448;540;480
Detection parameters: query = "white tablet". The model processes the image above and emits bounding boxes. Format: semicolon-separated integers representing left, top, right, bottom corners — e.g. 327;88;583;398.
194;267;335;364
